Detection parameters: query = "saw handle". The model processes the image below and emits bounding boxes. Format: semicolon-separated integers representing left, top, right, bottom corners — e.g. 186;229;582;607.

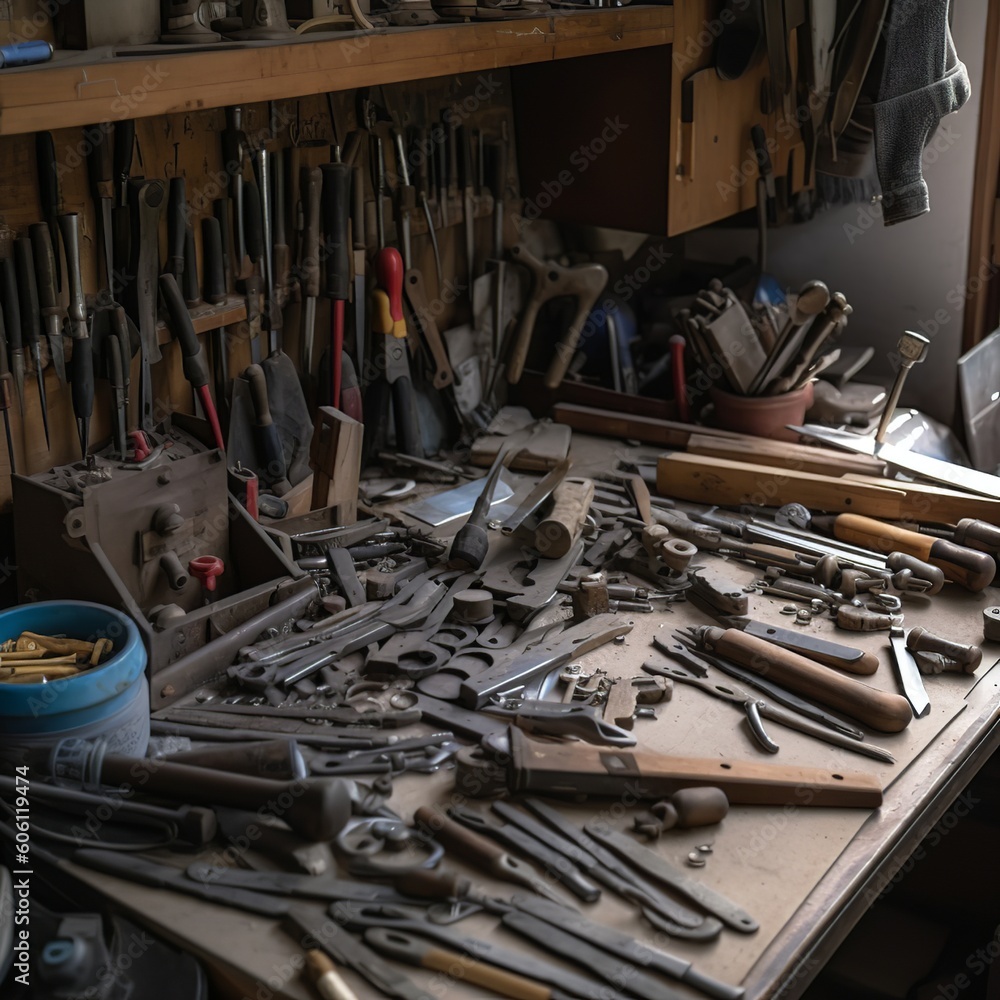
833;513;996;592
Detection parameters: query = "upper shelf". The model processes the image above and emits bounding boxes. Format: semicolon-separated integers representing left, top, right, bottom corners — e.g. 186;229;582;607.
0;7;673;136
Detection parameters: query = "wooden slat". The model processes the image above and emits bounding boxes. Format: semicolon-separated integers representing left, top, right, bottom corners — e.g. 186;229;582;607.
0;8;673;136
656;452;1000;524
552;401;887;476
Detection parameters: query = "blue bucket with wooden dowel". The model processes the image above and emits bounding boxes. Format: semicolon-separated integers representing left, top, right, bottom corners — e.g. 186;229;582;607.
0;601;148;755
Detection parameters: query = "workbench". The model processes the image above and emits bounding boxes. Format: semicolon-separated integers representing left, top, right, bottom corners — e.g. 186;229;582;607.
58;433;1000;1000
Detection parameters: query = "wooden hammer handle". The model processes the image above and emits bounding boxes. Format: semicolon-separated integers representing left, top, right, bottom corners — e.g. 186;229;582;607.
834;514;996;592
709;627;912;732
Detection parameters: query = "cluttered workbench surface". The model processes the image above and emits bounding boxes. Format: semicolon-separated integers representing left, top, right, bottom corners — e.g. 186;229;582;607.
47;429;1000;1000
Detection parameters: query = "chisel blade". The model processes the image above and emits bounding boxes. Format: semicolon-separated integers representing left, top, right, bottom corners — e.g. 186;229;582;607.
889;627;929;719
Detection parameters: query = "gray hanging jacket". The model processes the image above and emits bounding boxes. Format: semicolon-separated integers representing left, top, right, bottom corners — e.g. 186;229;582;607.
870;0;971;224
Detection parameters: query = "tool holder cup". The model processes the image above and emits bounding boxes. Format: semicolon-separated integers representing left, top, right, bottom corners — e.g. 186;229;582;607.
710;382;815;442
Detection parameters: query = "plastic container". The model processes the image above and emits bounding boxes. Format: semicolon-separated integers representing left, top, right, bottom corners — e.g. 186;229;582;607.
0;602;148;755
711;382;815;442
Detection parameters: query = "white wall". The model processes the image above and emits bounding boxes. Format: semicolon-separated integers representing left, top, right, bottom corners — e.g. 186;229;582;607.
686;0;988;428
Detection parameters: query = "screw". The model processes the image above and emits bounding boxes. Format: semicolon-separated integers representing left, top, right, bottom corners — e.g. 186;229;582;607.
686;852;707;867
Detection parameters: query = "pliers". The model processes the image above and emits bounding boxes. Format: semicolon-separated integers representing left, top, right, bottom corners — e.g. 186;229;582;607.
365;246;423;459
654;661;895;763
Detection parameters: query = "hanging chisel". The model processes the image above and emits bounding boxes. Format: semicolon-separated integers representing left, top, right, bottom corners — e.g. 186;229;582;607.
214;197;236;295
59;212;94;459
113;120;135;210
253;147;281;353
0;259;24;418
111;121;135;296
107;305;131;459
272;149;291;316
0;305;15;474
299;165;322;378
202;216;230;430
392;129;414;271
321;161;351;409
412;127;440;288
160;273;226;452
372;134;387;250
125;180;165;434
458;124;475;297
35;132;61;292
29;223;67;384
183;226;200;306
221;107;248;278
85;123;115;292
14;238;49;449
166;177;187;279
351;164;367;370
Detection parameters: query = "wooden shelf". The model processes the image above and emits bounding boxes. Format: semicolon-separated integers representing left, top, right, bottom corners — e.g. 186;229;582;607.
0;7;673;136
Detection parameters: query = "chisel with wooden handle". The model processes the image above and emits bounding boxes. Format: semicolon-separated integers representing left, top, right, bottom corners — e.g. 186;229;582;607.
691;625;912;732
817;513;996;592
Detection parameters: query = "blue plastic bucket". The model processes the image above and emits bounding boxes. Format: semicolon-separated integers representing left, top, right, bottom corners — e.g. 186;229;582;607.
0;601;149;755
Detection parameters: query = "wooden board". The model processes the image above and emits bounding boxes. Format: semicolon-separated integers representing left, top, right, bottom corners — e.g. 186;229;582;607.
552;401;887;476
0;8;673;137
656;451;1000;524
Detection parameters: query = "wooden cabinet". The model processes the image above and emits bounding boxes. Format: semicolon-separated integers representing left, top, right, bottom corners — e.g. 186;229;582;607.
512;0;808;236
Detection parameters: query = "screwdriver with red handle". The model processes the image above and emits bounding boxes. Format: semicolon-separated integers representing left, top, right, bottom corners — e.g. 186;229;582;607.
320;162;351;410
159;273;226;452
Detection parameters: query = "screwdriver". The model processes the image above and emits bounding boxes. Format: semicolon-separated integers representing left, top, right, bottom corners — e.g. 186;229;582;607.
244;363;291;495
298;165;322;378
414;806;567;905
35;132;61;293
29;223;67;385
202;216;230;429
107;306;131;459
0;302;15;474
159;274;225;452
166;177;187;279
350;163;367;370
320;162;351;409
59;213;95;459
411;126;441;288
85;122;115;292
14;238;49;449
0;259;24;417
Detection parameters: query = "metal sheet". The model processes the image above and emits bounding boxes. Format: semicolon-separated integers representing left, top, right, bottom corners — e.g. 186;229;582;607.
958;328;1000;474
400;473;516;526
